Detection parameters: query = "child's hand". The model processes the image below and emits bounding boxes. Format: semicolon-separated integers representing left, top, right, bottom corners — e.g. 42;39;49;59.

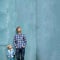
14;55;15;58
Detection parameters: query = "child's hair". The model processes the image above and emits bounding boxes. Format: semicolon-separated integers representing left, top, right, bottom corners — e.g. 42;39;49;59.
16;26;22;33
7;44;12;49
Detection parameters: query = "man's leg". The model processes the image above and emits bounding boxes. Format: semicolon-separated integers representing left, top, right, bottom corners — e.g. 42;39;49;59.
16;48;20;60
21;48;25;60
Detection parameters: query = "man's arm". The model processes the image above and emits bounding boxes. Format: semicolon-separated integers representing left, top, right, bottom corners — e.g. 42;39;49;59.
23;34;27;47
14;35;17;48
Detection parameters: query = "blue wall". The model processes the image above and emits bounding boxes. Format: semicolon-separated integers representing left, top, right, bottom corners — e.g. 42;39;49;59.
37;0;60;60
0;0;36;60
0;0;60;60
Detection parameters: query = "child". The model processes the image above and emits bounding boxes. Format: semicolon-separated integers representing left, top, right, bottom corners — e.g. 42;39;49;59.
7;44;15;60
14;26;27;60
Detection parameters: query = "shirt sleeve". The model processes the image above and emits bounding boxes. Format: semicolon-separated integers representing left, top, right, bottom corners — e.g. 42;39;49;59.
14;35;17;48
13;49;15;55
7;50;9;57
23;34;27;46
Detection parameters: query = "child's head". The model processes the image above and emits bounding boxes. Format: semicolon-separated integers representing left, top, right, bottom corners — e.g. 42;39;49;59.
7;45;12;50
16;26;22;33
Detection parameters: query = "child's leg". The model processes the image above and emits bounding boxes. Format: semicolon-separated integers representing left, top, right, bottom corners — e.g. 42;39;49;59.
8;57;10;60
11;58;14;60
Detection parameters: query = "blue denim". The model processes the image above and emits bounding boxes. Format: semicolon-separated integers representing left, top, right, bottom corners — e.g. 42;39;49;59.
8;57;14;60
7;49;15;58
16;48;25;60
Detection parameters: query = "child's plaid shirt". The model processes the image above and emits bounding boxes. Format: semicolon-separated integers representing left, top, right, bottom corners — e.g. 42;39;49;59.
14;33;27;48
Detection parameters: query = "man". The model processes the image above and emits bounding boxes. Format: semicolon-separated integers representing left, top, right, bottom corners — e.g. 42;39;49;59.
14;26;27;60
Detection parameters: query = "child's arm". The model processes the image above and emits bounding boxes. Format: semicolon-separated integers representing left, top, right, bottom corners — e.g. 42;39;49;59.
13;49;15;57
12;49;15;55
7;50;10;58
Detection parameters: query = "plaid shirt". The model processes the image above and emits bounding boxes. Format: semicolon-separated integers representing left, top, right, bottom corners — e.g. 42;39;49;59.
14;33;27;48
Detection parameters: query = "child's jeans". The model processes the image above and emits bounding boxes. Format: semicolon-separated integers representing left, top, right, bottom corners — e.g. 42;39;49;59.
8;57;14;60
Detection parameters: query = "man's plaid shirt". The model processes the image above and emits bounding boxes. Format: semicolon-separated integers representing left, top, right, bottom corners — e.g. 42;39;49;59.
14;33;27;48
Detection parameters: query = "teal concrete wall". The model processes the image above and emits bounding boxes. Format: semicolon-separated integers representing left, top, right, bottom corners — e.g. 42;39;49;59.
37;0;60;60
0;0;36;60
0;0;60;60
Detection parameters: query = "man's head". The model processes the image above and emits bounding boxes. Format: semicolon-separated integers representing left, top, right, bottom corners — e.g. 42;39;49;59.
16;26;22;34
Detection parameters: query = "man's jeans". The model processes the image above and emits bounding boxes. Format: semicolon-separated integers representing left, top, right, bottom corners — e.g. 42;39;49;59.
16;48;25;60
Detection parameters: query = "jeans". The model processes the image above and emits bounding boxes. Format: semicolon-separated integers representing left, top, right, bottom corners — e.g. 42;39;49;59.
8;57;14;60
16;48;25;60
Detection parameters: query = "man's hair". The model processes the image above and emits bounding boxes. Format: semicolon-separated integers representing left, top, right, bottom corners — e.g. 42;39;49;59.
16;26;22;33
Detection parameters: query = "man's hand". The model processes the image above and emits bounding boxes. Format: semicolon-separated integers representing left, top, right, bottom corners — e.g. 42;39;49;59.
22;46;25;48
16;46;18;48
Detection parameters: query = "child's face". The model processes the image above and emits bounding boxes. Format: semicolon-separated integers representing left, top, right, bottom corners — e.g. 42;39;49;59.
8;46;12;50
17;28;21;33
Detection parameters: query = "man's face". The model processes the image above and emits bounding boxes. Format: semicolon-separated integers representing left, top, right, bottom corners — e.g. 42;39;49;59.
17;28;21;33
